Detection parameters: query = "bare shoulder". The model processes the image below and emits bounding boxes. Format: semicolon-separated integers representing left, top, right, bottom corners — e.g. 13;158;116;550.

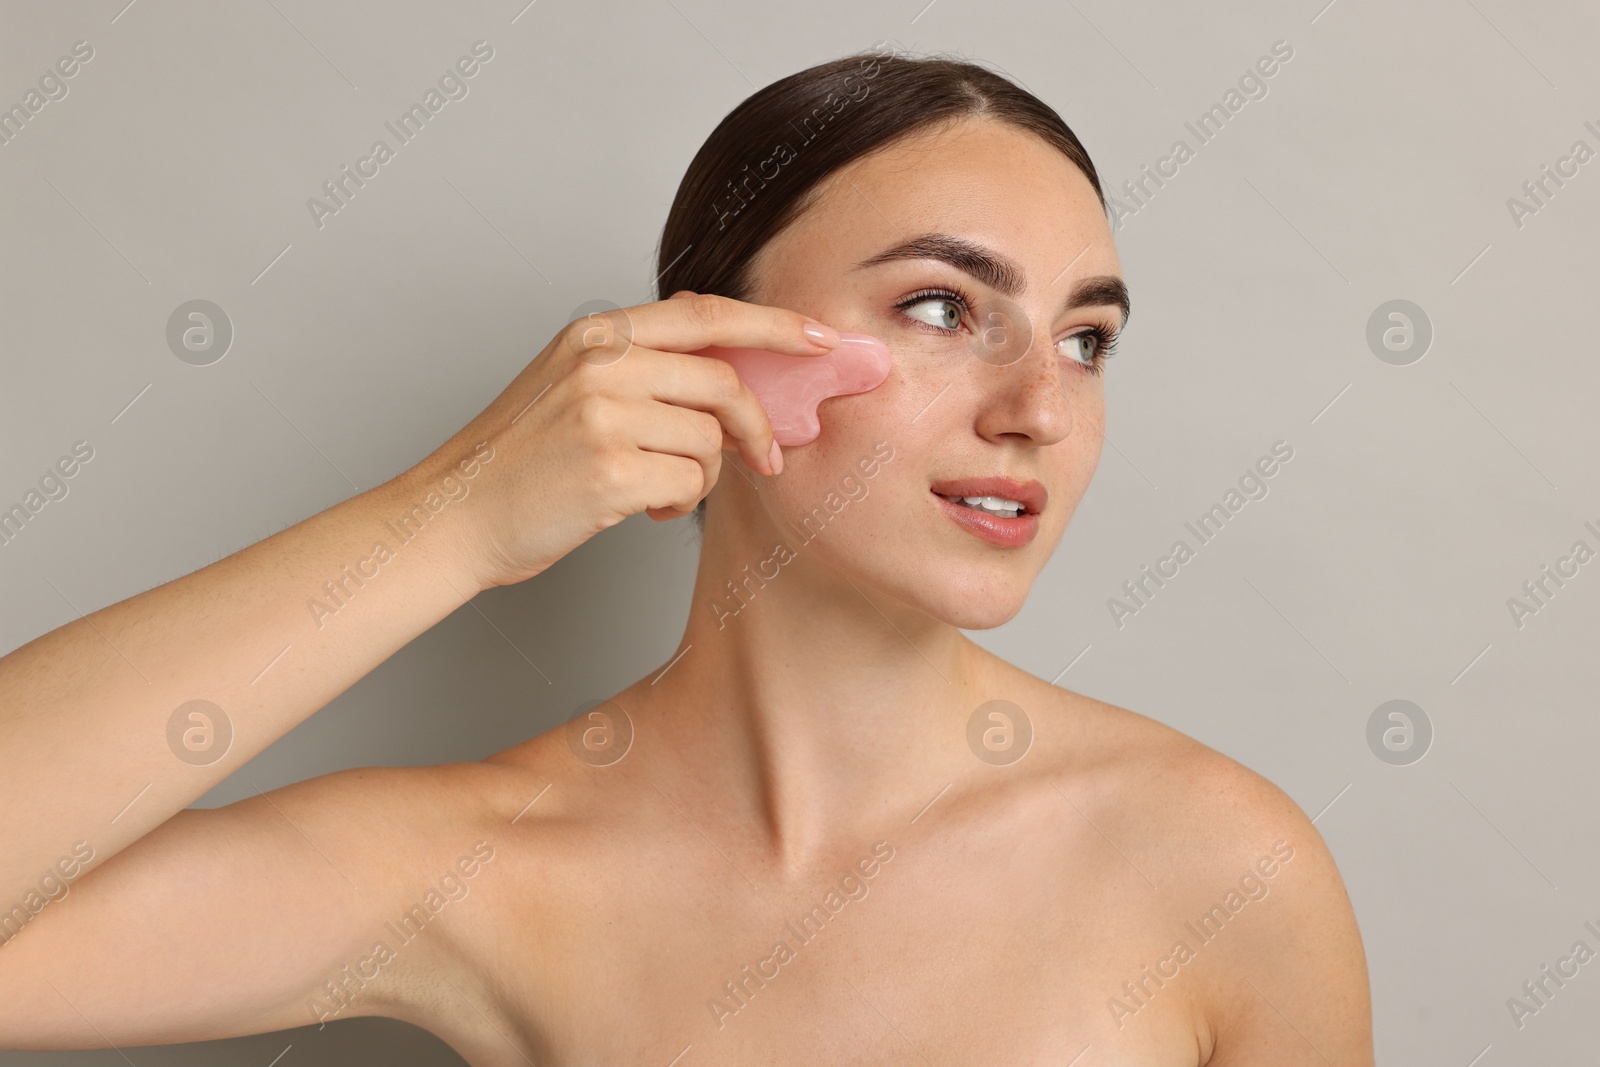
981;661;1286;832
993;665;1297;838
1013;672;1373;1063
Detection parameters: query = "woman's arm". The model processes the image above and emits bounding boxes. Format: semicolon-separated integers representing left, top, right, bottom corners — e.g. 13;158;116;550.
1208;823;1374;1064
1183;761;1376;1065
0;292;827;914
0;293;839;1047
0;448;484;915
0;760;509;1048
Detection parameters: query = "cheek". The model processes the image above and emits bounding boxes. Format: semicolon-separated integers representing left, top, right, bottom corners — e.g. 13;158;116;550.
768;419;879;515
1065;383;1105;468
1041;388;1104;532
822;371;911;441
760;385;917;521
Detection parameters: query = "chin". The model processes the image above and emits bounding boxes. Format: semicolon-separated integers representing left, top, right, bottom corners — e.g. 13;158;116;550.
932;592;1029;631
918;563;1036;629
828;541;1037;630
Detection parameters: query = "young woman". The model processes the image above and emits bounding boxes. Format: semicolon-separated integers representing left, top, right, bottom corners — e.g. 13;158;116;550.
0;49;1373;1065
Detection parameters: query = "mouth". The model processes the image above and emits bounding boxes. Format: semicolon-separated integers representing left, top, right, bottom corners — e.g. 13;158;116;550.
928;477;1046;548
935;493;1028;518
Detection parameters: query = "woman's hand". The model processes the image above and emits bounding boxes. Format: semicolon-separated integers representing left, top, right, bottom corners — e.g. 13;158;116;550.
430;291;842;590
0;293;850;1024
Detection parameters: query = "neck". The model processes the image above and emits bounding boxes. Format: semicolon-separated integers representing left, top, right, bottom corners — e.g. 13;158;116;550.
636;497;984;873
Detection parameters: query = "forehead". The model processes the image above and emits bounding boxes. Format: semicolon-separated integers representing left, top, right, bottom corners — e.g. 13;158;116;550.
757;117;1120;296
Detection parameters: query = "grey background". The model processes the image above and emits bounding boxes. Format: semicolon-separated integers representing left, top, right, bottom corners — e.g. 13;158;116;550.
2;0;1596;1062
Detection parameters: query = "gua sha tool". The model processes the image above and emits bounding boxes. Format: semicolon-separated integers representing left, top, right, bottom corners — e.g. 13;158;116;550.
695;331;891;446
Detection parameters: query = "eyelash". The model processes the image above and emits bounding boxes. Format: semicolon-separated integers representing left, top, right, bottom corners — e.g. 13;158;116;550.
892;285;1121;374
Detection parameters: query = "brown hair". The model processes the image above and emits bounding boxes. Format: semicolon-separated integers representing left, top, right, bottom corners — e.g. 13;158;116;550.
653;45;1108;527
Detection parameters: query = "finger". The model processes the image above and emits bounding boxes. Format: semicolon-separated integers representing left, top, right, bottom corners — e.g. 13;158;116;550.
645;291;840;358
630;400;725;513
633;348;779;478
632;451;708;519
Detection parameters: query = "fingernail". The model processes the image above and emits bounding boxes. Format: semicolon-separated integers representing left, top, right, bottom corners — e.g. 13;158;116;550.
802;321;840;348
767;440;783;475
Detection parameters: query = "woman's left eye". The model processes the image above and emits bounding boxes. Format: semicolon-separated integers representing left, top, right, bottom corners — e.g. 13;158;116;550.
1058;331;1102;366
901;296;963;331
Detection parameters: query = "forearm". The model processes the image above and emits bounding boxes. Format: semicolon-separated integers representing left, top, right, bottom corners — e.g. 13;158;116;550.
0;447;486;908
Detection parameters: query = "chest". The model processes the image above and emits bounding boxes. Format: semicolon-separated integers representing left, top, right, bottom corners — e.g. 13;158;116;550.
462;822;1209;1066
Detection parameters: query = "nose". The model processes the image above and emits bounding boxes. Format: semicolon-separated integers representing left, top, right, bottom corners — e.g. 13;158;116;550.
966;298;1080;448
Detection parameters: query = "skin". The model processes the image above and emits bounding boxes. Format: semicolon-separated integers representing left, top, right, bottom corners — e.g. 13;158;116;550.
0;117;1372;1065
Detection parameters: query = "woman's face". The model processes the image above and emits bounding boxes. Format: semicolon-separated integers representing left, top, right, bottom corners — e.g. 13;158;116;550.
713;116;1126;630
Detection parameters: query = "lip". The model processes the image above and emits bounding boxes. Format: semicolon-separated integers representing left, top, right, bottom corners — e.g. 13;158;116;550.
928;477;1047;549
928;477;1048;515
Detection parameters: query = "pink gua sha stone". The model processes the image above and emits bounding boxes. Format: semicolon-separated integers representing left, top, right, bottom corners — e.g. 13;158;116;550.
694;332;891;446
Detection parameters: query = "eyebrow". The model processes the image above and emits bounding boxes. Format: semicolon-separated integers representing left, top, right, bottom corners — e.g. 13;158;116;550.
851;232;1130;327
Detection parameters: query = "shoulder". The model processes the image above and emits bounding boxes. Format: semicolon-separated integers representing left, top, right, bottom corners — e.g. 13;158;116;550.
995;668;1293;838
1024;681;1372;1061
999;670;1322;865
1032;680;1351;930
